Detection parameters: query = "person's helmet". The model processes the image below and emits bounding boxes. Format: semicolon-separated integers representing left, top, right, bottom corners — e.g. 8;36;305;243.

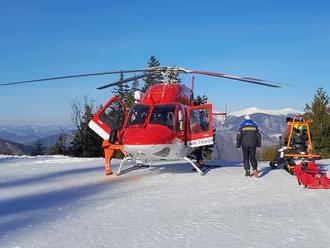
244;115;251;120
297;125;306;133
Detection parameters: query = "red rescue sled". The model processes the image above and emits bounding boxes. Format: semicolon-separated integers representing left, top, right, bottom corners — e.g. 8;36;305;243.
294;161;330;189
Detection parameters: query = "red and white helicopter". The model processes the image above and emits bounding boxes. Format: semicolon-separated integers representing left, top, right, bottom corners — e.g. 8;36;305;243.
1;66;284;175
87;66;283;175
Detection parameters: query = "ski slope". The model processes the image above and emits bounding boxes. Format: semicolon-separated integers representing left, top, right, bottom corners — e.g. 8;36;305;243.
1;155;330;248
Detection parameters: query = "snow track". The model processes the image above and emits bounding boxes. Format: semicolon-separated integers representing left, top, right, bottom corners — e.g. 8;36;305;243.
1;156;330;247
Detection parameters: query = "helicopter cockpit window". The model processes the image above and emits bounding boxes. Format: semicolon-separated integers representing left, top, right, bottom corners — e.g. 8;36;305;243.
100;100;125;130
149;105;176;129
127;104;150;126
190;108;210;134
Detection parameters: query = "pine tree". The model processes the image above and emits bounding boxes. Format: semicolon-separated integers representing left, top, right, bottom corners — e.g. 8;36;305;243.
50;135;67;155
126;76;140;108
304;87;330;157
112;71;132;107
70;97;103;157
194;94;208;105
32;142;45;156
142;56;163;92
112;71;131;100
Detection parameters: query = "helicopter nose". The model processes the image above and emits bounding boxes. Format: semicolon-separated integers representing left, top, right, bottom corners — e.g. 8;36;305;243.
122;125;174;145
122;125;182;161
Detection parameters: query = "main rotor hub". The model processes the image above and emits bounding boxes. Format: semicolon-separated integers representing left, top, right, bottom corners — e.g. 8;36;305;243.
148;66;189;83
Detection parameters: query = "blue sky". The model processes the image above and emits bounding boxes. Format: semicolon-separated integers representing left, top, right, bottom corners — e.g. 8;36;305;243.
0;0;329;125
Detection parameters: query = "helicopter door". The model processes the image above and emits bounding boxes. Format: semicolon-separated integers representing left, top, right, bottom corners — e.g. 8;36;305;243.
186;104;213;147
88;97;127;140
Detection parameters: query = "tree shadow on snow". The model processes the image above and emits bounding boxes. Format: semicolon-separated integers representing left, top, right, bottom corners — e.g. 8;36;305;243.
0;156;31;163
0;173;144;236
0;166;103;189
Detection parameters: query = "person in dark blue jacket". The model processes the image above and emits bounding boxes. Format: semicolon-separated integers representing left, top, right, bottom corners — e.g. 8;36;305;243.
236;115;261;177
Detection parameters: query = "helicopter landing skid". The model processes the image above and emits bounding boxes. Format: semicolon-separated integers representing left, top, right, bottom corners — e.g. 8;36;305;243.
116;156;132;175
183;157;204;176
116;157;152;175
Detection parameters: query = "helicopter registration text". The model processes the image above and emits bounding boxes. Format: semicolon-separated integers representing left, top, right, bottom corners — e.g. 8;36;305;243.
187;137;213;148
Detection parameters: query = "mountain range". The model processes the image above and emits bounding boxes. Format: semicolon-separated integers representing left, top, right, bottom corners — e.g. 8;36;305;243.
0;138;33;155
0;107;301;157
0;125;75;155
212;107;301;160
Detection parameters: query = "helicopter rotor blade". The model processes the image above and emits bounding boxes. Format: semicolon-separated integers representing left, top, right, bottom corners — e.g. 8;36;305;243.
189;70;286;88
0;66;290;89
189;70;290;88
97;74;147;90
0;69;151;87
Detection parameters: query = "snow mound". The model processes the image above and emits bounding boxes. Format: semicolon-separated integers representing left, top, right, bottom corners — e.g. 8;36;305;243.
229;107;301;117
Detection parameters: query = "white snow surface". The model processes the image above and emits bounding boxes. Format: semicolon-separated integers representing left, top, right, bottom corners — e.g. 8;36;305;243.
230;107;301;117
1;155;330;248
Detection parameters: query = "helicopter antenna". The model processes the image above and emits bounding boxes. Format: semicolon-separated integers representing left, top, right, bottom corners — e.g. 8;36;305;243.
191;76;195;93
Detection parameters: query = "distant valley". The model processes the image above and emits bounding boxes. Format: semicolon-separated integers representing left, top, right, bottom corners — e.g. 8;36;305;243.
0;125;75;155
212;107;301;160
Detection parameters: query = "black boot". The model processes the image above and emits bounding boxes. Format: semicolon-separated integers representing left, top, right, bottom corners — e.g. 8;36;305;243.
245;169;250;177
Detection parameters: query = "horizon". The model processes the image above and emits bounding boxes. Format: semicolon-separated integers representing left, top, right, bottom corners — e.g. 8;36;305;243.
1;1;329;125
0;106;303;127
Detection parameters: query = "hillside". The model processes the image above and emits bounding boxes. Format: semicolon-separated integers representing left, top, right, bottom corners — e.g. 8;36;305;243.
0;125;75;145
0;125;76;154
212;107;301;160
0;138;32;155
27;130;76;149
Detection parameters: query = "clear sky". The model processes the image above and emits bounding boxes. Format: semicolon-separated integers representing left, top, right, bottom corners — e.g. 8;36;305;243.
0;0;329;126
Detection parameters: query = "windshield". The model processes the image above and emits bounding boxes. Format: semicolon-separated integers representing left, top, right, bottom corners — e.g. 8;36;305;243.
190;108;210;133
127;104;150;126
100;100;125;130
149;104;176;129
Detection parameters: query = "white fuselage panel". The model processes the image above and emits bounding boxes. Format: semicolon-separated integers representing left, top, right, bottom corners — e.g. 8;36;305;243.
124;141;192;163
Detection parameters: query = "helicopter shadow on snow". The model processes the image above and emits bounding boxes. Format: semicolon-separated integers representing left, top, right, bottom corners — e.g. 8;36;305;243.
144;160;243;175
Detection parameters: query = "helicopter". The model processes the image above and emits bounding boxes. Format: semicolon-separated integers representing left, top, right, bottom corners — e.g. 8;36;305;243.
1;66;285;175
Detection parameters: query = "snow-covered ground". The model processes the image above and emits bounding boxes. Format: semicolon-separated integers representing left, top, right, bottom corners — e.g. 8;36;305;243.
1;155;330;248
